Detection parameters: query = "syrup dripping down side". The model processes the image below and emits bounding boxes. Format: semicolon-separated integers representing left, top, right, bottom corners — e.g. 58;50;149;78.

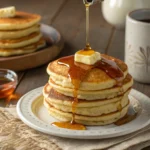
52;55;124;130
51;2;125;130
53;55;91;130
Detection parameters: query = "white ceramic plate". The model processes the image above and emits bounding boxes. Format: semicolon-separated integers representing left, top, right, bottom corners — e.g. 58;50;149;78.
17;87;150;139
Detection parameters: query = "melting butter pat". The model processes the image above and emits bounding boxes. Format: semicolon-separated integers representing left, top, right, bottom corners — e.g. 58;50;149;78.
75;50;101;65
0;6;16;18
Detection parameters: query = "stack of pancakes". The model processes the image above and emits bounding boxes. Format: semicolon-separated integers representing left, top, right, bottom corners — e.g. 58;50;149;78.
0;11;46;56
43;54;133;125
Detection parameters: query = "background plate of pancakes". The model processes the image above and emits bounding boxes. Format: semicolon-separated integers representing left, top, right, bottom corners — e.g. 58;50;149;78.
0;11;64;71
17;87;150;139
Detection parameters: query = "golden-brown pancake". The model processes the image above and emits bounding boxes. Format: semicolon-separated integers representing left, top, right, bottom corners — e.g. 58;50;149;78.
0;24;40;39
0;11;41;30
49;74;133;100
43;83;129;116
44;99;129;125
0;38;46;56
47;54;128;91
0;32;42;49
44;96;129;117
43;83;130;107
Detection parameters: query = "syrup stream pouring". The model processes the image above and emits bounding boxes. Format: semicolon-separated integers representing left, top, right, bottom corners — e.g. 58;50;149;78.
83;0;104;50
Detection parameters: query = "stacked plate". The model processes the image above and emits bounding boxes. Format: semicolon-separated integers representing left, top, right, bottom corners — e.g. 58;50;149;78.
0;11;46;56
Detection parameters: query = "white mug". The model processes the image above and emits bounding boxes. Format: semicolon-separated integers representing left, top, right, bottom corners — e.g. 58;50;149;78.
125;9;150;83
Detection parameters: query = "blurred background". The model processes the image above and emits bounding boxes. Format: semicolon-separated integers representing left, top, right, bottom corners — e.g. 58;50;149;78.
0;0;116;58
2;0;149;98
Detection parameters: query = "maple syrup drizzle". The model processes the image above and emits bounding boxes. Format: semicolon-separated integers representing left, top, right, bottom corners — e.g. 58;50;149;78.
52;122;86;130
53;55;90;130
85;4;92;50
51;55;124;130
96;58;124;85
58;56;124;84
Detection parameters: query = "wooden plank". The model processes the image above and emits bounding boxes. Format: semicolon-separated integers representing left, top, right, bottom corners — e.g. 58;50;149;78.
0;0;66;24
106;29;125;60
17;72;25;84
16;65;48;94
51;0;86;56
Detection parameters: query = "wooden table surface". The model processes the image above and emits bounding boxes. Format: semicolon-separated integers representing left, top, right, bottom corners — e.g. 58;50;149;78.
0;0;150;149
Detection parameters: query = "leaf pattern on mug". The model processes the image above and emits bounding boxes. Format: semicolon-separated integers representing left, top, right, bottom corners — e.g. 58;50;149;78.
127;45;150;72
140;47;150;72
127;49;144;65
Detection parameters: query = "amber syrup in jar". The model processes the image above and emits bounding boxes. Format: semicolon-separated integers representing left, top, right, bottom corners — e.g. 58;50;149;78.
0;69;19;104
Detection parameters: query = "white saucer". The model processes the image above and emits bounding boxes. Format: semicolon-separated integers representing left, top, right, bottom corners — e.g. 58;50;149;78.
17;87;150;139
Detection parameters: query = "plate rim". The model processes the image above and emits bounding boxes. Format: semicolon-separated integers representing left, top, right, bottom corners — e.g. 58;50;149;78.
17;87;150;139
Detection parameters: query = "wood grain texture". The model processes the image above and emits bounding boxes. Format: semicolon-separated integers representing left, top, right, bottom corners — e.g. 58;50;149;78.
0;0;66;24
16;65;48;94
106;29;125;60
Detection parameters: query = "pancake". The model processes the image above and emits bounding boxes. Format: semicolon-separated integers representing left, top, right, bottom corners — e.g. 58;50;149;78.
0;24;40;39
43;83;129;116
0;32;42;49
0;38;46;56
0;11;41;30
49;74;133;100
44;96;129;116
47;54;128;91
44;100;129;125
43;53;133;126
43;83;130;107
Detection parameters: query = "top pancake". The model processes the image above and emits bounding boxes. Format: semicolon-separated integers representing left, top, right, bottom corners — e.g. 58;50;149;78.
0;11;41;30
47;54;128;91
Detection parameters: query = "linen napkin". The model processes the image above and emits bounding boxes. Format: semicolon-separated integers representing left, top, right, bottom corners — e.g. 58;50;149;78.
0;106;150;150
